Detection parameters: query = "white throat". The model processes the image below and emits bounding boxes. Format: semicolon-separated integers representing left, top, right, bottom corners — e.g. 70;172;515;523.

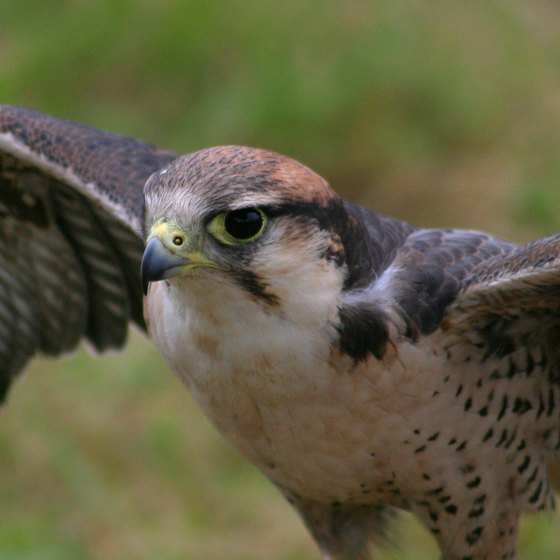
145;258;345;394
143;256;353;499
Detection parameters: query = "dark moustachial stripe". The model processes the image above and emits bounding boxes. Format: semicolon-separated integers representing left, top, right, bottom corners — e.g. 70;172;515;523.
234;269;280;306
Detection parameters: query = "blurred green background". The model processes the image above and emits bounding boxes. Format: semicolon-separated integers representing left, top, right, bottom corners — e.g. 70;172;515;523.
2;1;560;559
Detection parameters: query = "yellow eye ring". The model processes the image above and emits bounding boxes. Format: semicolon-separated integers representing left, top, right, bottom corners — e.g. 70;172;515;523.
207;207;267;245
172;235;184;246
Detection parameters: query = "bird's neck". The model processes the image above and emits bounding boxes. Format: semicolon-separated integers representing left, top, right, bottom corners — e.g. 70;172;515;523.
146;261;345;390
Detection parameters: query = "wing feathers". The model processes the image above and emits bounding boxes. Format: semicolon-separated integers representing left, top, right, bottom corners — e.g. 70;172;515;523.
0;213;89;395
51;186;130;351
31;224;88;355
447;235;560;324
0;106;178;397
0;105;177;235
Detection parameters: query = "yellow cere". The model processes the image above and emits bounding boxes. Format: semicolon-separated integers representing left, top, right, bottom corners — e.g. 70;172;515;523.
150;219;189;247
148;219;218;270
150;218;175;238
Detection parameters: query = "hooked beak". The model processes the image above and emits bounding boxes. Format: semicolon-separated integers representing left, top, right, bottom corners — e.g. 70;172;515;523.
141;236;191;295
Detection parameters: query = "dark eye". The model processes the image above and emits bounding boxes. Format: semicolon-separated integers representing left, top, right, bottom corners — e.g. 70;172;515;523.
224;207;265;240
207;207;268;245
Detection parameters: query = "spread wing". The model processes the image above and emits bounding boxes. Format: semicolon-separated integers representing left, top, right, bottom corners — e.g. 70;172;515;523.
439;235;560;419
0;106;177;399
442;234;560;341
377;227;560;393
344;217;560;426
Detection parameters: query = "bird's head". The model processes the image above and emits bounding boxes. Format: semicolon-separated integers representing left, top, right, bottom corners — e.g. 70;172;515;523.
141;146;372;319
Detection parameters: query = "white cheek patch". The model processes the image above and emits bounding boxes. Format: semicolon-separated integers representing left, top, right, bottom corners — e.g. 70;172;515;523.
249;224;345;327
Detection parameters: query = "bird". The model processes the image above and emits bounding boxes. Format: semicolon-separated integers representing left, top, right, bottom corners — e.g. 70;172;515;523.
1;105;560;560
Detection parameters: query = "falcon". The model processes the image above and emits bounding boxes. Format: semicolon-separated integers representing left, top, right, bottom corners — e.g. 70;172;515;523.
1;105;559;560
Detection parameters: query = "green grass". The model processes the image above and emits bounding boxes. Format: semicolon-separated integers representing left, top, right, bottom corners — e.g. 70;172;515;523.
2;1;560;558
